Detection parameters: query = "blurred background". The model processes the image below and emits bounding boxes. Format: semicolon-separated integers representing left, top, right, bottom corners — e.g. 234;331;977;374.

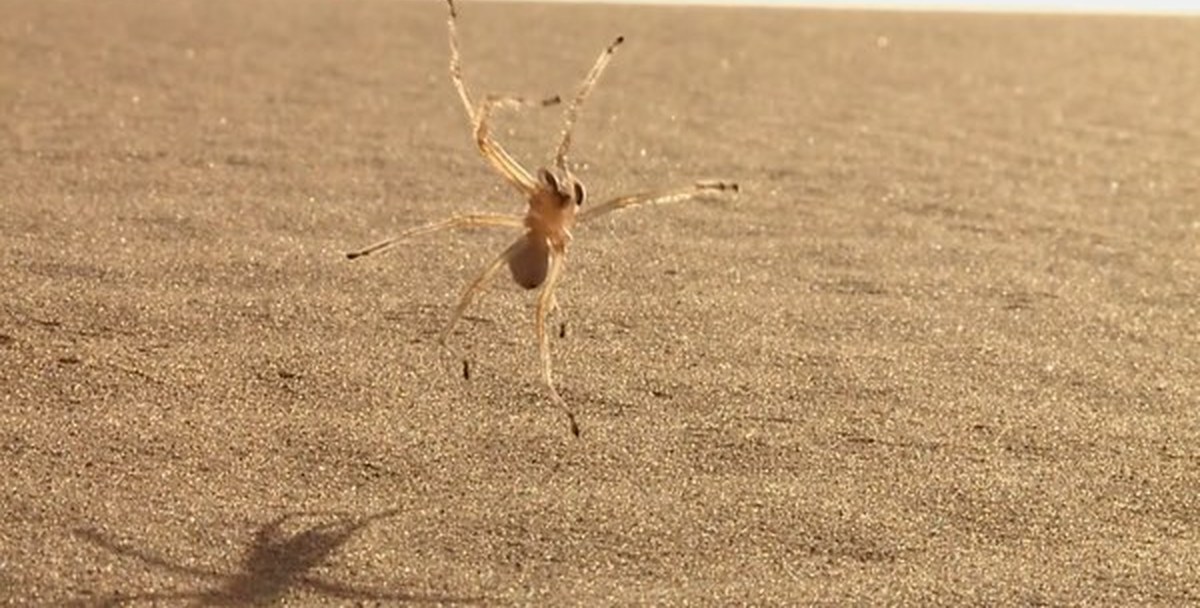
508;0;1199;15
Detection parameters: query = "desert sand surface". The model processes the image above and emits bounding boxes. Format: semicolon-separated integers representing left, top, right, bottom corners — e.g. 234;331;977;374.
2;0;1198;604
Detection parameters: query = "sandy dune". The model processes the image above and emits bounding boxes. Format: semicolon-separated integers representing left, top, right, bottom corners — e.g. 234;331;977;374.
2;0;1198;604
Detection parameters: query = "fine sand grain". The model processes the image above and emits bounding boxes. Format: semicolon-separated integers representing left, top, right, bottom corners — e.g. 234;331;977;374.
2;0;1198;604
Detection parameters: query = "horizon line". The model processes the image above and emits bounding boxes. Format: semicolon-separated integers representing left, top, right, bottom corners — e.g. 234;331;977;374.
471;0;1200;17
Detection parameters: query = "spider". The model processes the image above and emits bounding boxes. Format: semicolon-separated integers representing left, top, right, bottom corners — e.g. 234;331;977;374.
348;0;738;436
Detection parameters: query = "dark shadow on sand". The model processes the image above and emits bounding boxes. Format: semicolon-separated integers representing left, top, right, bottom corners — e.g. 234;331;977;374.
71;509;484;606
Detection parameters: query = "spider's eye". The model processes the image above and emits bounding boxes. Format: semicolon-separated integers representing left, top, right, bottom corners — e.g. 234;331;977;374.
538;168;559;192
573;181;586;206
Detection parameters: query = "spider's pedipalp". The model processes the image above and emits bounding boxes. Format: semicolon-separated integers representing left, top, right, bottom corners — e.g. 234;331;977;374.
538;167;561;192
572;180;586;206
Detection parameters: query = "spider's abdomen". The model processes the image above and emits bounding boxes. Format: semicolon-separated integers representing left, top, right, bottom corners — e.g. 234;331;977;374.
508;234;550;290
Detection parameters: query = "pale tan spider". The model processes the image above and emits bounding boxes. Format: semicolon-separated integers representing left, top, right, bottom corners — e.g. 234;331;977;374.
349;0;738;436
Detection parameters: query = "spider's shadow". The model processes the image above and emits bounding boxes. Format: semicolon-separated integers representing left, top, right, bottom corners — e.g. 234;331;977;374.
72;509;482;606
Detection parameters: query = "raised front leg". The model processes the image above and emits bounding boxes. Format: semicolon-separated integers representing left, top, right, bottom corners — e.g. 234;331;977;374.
445;0;558;195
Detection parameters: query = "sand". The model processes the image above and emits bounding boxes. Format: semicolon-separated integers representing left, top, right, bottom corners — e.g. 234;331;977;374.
2;0;1198;604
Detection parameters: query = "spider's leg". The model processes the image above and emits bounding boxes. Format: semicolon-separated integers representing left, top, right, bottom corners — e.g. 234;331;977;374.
554;35;624;174
578;181;739;223
535;249;579;436
439;235;527;345
474;94;560;194
346;213;524;259
73;528;226;579
445;0;477;121
445;0;557;194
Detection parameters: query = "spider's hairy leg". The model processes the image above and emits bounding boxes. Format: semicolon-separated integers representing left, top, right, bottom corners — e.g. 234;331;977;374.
577;181;739;222
445;0;557;195
535;250;580;437
346;213;524;259
439;235;528;346
474;94;561;195
445;0;476;121
555;35;625;173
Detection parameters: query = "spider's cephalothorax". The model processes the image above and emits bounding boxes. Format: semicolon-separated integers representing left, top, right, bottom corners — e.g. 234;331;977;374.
537;167;586;207
511;168;585;290
347;0;739;436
